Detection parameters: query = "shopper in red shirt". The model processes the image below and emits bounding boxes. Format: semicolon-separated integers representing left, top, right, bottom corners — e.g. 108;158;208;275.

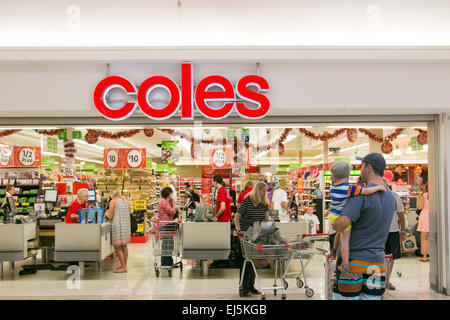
64;188;90;223
213;175;231;222
237;181;253;209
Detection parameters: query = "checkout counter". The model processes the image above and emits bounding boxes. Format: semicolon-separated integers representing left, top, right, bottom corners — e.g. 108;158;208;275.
0;221;37;279
181;222;231;276
54;221;114;277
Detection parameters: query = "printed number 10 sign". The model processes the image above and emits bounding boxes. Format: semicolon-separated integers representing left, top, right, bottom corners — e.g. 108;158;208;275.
103;148;146;169
124;149;146;168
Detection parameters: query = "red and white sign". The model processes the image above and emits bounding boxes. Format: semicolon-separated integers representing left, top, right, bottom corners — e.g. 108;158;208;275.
123;148;146;169
103;148;146;169
12;147;41;168
0;146;13;167
209;148;232;169
93;63;270;121
104;149;122;169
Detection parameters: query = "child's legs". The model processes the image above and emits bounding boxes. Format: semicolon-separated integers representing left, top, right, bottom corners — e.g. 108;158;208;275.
340;230;351;265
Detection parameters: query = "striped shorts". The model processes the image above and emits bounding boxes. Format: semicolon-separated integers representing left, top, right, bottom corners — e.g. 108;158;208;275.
332;257;386;299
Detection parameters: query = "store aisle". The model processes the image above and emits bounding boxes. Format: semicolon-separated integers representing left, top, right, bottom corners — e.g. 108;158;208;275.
0;241;447;300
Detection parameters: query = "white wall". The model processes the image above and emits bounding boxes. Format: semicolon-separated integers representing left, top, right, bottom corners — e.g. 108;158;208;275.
1;0;450;46
0;62;449;117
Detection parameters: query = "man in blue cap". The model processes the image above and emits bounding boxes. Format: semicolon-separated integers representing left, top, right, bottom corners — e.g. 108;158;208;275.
332;152;396;300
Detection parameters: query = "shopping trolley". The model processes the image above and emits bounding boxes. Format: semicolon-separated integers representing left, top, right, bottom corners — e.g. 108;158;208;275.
151;219;183;277
238;237;291;300
281;234;329;298
324;253;393;300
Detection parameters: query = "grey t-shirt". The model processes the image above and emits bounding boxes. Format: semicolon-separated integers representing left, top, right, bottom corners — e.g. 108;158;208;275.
339;183;396;263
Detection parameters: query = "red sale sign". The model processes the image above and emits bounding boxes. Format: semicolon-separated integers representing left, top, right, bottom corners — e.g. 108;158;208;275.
93;63;270;121
104;149;123;169
103;148;146;169
0;146;13;167
13;146;41;168
209;148;232;169
123;148;146;169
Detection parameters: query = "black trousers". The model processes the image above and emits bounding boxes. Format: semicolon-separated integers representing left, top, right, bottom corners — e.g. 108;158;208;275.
236;238;256;291
329;232;336;251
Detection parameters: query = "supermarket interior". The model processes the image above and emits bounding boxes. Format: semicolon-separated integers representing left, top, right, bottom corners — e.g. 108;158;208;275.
0;121;441;300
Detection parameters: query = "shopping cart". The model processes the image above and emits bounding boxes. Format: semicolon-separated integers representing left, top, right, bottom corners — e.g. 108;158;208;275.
151;219;183;277
281;233;329;298
238;238;291;300
324;253;393;300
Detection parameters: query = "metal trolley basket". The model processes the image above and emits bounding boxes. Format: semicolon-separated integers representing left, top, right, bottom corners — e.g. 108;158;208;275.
151;219;183;277
282;233;329;298
238;238;291;300
324;253;394;300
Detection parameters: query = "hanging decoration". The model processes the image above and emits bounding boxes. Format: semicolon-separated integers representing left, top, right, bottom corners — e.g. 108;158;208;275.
36;129;60;136
64;141;77;159
415;166;423;175
278;143;285;155
358;128;405;143
143;129;155;137
416;131;428;145
0;129;22;138
85;130;99;144
298;128;346;141
381;141;393;154
347;128;358;143
98;129;140;140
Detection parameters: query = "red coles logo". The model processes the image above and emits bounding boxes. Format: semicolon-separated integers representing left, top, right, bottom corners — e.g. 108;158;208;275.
93;63;270;121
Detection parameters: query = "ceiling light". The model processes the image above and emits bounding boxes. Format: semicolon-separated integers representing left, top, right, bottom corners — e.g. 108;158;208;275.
74;126;144;130
393;147;402;156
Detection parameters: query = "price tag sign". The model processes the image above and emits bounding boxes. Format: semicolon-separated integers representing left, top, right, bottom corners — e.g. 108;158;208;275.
72;131;82;140
0;147;13;167
212;149;226;168
19;148;36;166
58;131;67;140
13;146;41;167
126;149;143;168
105;149;120;168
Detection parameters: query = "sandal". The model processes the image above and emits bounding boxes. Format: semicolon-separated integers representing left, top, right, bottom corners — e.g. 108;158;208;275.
241;290;252;297
419;259;429;262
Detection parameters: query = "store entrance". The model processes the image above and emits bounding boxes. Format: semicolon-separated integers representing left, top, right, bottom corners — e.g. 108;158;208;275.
0;119;436;296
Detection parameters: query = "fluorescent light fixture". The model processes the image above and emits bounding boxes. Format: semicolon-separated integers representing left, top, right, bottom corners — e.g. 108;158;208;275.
421;145;429;152
327;126;398;129
393;149;402;156
340;143;369;153
406;147;414;154
0;127;59;130
75;157;103;164
42;151;103;164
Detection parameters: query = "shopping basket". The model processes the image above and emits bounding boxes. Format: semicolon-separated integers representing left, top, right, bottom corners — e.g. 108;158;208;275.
325;253;393;300
238;237;291;300
151;219;183;277
282;233;329;298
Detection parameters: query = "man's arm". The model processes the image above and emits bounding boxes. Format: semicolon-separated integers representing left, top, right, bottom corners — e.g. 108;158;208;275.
216;202;225;217
333;215;352;232
398;211;406;241
234;212;241;231
281;201;289;211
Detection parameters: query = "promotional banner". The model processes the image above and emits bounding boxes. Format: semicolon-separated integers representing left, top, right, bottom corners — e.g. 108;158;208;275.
209;148;232;169
104;149;122;169
103;148;146;169
13;146;41;168
123;148;146;169
161;140;179;164
0;146;13;167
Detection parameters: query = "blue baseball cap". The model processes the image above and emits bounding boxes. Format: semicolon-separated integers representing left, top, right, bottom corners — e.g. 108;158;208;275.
356;152;386;174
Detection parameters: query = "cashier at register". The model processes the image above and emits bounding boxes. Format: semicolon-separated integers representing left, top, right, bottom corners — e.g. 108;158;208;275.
64;188;90;223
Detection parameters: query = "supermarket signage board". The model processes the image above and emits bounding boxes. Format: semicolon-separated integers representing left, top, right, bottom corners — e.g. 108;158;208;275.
146;158;152;169
0;146;41;168
93;63;270;121
82;164;96;170
41;158;55;166
155;164;169;172
289;163;302;169
46;137;58;153
103;148;146;169
324;169;360;176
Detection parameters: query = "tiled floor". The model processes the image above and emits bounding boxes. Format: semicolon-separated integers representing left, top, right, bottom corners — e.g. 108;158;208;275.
0;241;448;300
